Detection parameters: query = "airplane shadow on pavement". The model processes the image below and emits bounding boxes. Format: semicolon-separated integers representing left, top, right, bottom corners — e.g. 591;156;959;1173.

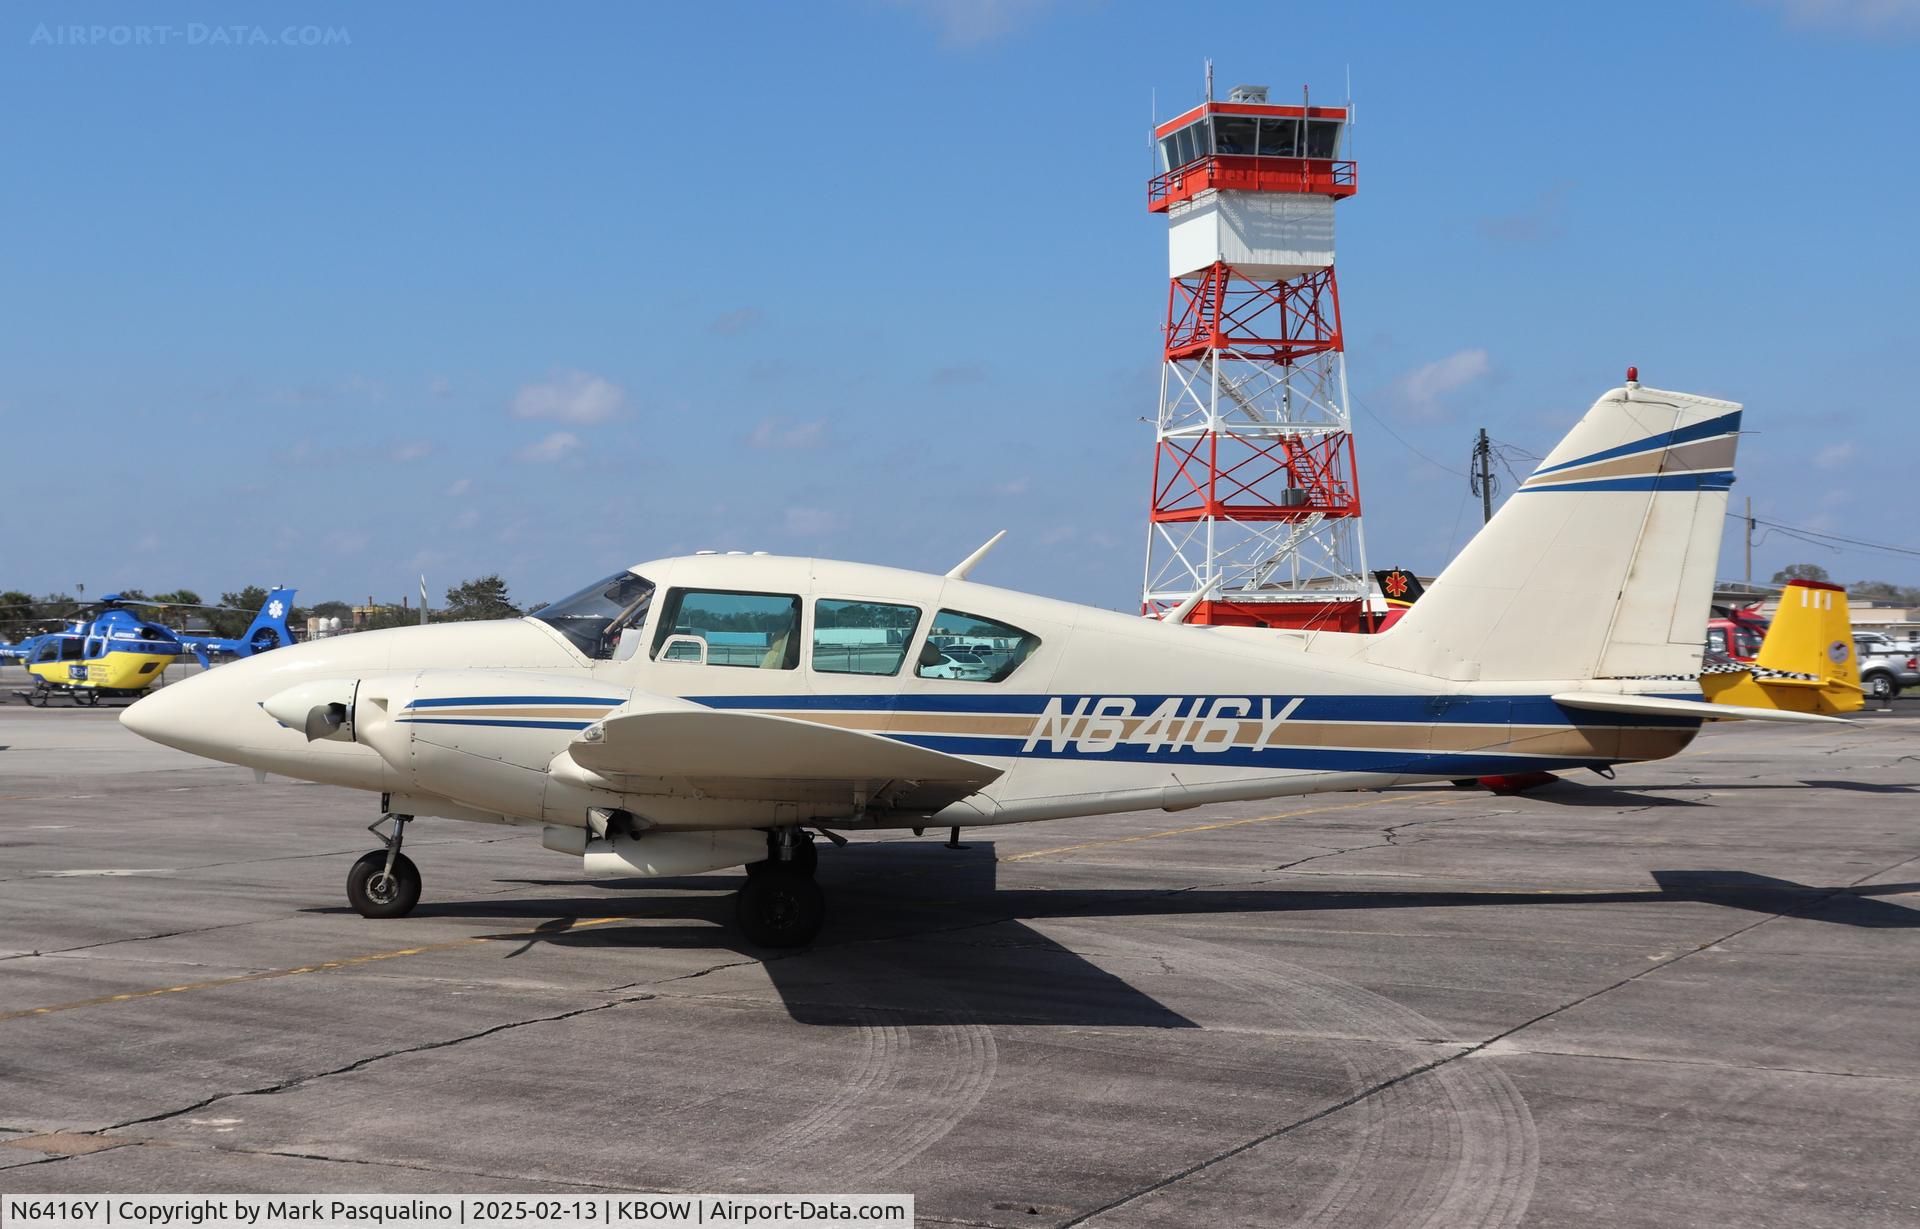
304;841;1920;1026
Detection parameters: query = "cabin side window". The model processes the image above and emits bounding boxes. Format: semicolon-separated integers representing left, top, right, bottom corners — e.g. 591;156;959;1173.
652;588;802;670
915;610;1040;683
811;599;920;677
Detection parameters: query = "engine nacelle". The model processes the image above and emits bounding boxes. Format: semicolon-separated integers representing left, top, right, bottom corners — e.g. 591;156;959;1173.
583;829;767;877
267;670;630;823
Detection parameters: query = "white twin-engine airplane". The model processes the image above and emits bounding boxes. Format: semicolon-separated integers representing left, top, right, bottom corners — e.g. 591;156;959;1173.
122;380;1839;947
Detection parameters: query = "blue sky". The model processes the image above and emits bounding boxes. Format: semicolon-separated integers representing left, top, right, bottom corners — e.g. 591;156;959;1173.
3;1;1916;610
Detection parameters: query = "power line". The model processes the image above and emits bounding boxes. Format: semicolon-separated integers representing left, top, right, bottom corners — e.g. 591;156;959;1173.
1728;512;1920;562
1348;390;1466;477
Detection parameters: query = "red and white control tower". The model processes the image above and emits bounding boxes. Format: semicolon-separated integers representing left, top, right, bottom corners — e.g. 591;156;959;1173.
1141;82;1371;631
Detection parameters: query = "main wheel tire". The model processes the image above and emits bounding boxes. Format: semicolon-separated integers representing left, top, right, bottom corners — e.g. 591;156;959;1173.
735;869;825;948
347;850;421;918
745;834;818;878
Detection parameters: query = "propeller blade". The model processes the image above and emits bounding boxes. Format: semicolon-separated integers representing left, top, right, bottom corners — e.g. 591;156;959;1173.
301;703;347;742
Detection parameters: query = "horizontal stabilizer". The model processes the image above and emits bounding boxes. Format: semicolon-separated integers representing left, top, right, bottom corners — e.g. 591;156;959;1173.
570;701;1004;787
1552;691;1850;725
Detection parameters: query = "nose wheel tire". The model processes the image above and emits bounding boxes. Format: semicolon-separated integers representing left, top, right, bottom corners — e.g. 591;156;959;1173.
347;850;421;918
735;869;825;948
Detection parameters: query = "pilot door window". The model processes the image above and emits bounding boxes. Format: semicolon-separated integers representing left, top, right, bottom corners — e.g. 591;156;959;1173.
915;610;1039;683
811;599;920;676
652;589;802;669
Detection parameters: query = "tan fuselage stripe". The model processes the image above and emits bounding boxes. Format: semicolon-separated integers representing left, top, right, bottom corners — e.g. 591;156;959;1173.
1524;435;1736;488
765;710;1693;759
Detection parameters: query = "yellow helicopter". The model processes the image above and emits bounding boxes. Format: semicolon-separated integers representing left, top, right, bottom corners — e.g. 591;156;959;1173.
5;589;297;706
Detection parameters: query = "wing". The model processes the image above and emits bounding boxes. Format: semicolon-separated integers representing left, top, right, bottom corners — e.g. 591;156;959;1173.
567;697;1003;812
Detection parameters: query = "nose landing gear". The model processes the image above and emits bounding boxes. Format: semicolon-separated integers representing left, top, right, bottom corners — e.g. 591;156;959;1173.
347;814;421;918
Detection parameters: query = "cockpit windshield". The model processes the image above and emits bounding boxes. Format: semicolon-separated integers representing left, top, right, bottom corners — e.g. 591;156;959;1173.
533;571;656;660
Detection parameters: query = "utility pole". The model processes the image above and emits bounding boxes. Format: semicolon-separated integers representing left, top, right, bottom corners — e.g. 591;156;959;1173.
1470;427;1495;523
1744;496;1754;585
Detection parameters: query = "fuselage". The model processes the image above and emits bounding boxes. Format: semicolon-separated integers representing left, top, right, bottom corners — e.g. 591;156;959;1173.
122;554;1700;833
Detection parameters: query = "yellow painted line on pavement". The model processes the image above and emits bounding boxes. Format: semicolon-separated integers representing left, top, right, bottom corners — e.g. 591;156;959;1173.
1;915;642;1024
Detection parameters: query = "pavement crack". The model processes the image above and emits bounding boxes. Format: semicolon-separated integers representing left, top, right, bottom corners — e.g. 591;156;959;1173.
1065;844;1920;1228
94;992;657;1138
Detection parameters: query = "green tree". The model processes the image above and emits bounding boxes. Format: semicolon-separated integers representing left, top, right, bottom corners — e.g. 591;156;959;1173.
1769;563;1831;584
441;575;521;621
211;586;271;639
0;590;34;633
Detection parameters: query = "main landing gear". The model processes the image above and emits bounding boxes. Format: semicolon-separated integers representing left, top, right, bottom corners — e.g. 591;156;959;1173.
347;814;421;918
735;827;824;949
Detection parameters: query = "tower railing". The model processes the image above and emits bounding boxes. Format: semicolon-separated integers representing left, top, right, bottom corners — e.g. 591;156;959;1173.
1149;155;1357;211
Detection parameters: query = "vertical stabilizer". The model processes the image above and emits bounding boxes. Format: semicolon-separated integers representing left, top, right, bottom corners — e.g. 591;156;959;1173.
1754;581;1861;694
1361;384;1740;683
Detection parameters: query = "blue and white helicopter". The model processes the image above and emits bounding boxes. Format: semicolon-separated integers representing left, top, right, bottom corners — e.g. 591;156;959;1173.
2;589;298;705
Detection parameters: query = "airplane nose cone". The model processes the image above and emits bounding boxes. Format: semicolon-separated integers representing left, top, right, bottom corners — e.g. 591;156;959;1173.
120;679;198;750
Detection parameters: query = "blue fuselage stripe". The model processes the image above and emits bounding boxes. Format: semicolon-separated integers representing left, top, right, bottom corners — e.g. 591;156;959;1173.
1520;471;1735;494
1529;411;1742;477
689;692;1701;728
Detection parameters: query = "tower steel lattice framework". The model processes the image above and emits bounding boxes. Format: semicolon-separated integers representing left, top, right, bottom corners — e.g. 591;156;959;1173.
1142;82;1373;631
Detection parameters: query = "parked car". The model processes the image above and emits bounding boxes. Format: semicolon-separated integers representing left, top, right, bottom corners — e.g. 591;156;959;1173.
1853;631;1920;701
920;648;995;681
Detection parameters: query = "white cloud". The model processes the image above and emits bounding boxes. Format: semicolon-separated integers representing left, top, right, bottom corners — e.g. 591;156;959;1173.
427;376;453;399
1479;181;1572;244
783;506;846;536
1814;441;1856;470
451;508;481;530
932;362;987;387
890;0;1062;46
1394;348;1492;419
510;369;628;424
517;431;583;463
746;417;827;449
392;439;432;462
709;307;764;335
1750;0;1920;35
992;476;1032;497
446;477;472;496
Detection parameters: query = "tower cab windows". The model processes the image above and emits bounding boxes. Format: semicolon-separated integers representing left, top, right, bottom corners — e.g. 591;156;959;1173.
916;610;1040;683
1157;115;1343;171
534;571;657;660
652;588;801;670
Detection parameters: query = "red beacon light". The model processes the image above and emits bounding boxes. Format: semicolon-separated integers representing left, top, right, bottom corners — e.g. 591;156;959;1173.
1626;366;1639;384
